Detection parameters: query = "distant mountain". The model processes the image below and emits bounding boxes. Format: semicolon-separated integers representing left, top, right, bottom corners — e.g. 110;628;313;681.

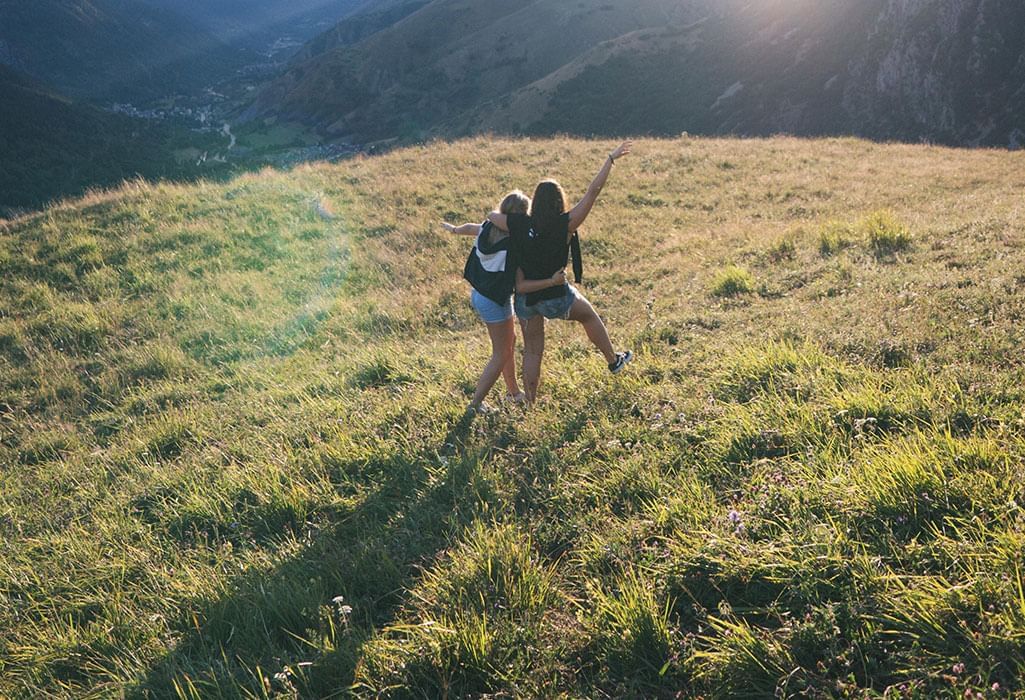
142;0;371;50
289;0;429;63
488;0;1025;147
250;0;1025;148
0;0;243;101
0;66;223;214
250;0;700;141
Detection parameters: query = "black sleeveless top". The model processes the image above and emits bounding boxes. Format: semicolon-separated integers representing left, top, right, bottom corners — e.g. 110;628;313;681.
506;212;571;305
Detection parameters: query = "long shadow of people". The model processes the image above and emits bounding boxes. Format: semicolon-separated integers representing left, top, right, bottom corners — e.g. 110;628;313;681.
130;410;483;697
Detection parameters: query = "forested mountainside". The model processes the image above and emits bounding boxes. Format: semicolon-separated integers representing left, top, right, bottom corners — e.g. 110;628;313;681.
251;0;1025;147
0;66;224;213
0;0;241;100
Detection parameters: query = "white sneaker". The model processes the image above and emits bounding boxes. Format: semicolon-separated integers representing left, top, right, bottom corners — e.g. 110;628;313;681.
505;392;527;405
465;402;494;416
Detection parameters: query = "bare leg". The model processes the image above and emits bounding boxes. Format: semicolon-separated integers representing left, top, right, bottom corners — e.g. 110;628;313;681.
470;318;516;408
520;315;545;403
501;322;521;396
568;296;617;364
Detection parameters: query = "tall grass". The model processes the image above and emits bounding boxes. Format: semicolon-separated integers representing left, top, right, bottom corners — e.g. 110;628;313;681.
2;136;1024;698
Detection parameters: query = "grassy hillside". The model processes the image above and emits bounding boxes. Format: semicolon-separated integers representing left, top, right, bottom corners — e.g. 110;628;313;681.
2;136;1025;698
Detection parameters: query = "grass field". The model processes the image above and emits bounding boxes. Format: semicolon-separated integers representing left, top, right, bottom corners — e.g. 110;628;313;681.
2;136;1025;698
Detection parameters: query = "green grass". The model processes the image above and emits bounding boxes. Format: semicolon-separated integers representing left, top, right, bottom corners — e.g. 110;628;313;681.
866;210;914;259
711;265;756;297
819;220;855;256
1;136;1025;698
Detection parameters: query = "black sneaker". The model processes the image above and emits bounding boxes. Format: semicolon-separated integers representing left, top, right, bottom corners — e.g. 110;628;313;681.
609;350;633;374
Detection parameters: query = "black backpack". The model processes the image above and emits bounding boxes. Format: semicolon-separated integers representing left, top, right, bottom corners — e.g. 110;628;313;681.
569;231;583;283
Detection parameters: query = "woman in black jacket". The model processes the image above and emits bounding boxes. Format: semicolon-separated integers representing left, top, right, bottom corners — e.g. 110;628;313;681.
487;141;633;403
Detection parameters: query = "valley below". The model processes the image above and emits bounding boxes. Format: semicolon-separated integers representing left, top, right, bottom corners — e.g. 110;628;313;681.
102;32;363;170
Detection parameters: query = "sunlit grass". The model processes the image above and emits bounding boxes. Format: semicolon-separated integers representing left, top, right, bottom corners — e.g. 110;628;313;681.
2;136;1024;697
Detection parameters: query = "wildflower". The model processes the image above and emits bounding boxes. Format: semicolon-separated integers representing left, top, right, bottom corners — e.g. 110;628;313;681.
992;683;1001;692
727;509;745;535
952;661;965;675
332;595;353;619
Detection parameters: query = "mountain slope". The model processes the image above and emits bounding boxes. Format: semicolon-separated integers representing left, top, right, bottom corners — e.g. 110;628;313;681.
289;0;431;63
252;0;1025;147
474;0;881;137
840;0;1025;146
250;0;702;140
0;66;224;213
142;0;371;50
0;0;243;100
492;0;1025;146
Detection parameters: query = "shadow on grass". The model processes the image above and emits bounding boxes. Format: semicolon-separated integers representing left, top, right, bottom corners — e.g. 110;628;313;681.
129;412;484;698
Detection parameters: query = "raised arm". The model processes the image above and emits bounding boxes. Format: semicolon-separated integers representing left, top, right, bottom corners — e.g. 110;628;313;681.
515;267;567;295
441;221;483;236
567;141;632;233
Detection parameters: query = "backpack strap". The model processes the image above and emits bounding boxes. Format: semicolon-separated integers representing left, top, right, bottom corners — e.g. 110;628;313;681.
570;231;583;283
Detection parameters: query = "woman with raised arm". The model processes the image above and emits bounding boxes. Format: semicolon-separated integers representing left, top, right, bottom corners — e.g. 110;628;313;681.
488;141;633;403
443;191;567;415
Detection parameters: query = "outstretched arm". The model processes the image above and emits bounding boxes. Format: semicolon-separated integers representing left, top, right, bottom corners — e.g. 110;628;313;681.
442;221;483;236
567;141;632;234
515;268;567;294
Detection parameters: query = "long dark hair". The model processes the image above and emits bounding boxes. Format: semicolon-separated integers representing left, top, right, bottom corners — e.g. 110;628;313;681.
529;179;567;235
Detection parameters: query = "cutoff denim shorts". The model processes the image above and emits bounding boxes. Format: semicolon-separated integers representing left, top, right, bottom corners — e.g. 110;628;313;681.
514;285;581;321
471;289;514;324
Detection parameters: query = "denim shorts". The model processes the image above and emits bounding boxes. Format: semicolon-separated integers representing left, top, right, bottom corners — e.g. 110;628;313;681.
471;289;514;324
515;285;581;321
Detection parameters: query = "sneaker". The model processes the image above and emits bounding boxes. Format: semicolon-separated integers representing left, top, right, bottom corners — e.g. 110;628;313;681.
505;391;528;405
465;402;495;416
608;350;633;374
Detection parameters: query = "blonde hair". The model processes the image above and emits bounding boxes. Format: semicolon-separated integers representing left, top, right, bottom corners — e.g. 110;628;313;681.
499;190;530;215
